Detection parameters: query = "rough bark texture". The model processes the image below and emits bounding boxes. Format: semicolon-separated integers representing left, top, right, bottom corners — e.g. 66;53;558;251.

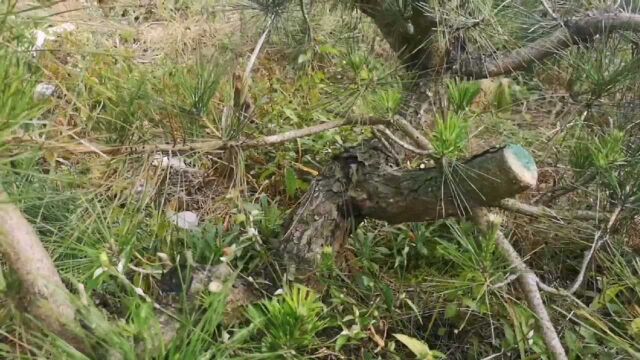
356;1;640;78
457;13;640;78
281;143;537;273
356;0;440;70
0;189;89;353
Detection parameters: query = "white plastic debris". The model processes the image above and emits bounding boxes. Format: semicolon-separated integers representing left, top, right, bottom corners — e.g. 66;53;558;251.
31;23;76;56
152;153;189;170
34;83;56;101
49;23;76;35
168;211;200;230
32;30;48;56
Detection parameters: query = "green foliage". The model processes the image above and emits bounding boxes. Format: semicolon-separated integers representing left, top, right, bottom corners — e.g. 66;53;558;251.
431;113;469;160
393;334;445;360
446;79;481;113
493;80;513;112
4;1;640;359
0;46;44;136
284;167;298;198
568;40;640;102
368;88;403;116
164;290;230;359
246;284;328;354
590;129;626;171
177;54;225;118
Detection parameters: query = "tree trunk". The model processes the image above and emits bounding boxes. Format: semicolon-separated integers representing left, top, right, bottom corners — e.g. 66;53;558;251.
356;0;440;70
281;143;538;275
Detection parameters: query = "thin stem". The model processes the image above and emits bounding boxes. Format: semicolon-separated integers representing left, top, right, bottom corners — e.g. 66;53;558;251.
299;0;313;42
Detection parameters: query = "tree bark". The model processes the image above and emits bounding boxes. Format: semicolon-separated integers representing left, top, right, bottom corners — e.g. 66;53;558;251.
355;0;440;70
456;13;640;78
281;143;538;274
355;1;640;78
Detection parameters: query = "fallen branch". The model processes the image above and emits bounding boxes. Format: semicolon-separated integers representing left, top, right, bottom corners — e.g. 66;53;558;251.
0;187;89;353
539;203;623;296
499;198;607;221
282;143;538;268
533;172;597;205
457;13;640;78
398;119;565;359
6;116;389;157
473;209;568;360
374;125;433;155
390;115;435;152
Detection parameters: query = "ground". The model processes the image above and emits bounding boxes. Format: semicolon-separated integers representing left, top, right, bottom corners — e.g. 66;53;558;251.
2;1;640;359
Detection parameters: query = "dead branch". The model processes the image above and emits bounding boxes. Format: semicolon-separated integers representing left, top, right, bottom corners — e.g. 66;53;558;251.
243;17;273;82
539;203;623;296
473;208;568;360
0;187;89;353
457;13;640;78
374;125;433;155
533;172;597;205
6;116;389;158
499;198;608;221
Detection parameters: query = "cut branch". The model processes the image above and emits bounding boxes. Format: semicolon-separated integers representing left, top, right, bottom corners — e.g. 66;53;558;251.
281;144;538;271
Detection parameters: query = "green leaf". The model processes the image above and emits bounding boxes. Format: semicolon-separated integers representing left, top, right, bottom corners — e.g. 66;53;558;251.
380;283;394;311
393;334;430;358
445;302;459;319
283;107;300;123
393;334;445;359
630;318;640;340
335;334;349;351
284;167;298;198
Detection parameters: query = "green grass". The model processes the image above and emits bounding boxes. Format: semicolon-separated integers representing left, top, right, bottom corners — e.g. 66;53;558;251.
2;1;640;359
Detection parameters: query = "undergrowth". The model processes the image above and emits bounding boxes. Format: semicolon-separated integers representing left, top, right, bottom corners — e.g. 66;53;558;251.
1;1;640;359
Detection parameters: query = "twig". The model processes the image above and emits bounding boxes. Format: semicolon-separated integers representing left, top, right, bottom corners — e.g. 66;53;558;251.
243;17;273;82
372;127;403;163
533;172;597;205
374;125;433;156
299;0;313;42
499;198;607;222
490;273;519;289
473;208;568;360
539;203;623;296
390;115;434;152
540;0;559;20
